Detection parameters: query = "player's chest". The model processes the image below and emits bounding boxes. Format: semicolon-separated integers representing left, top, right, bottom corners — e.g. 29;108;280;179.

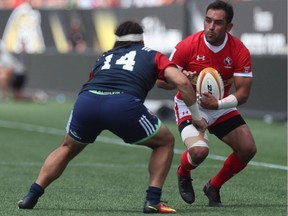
186;48;234;80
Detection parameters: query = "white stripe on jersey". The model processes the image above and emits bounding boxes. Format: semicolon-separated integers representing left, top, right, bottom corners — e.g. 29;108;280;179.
142;47;152;52
234;72;253;77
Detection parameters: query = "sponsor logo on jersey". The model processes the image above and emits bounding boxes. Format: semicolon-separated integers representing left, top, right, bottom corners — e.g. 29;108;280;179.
196;55;206;61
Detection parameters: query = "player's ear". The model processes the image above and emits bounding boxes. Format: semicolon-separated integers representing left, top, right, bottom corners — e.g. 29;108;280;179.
226;23;233;32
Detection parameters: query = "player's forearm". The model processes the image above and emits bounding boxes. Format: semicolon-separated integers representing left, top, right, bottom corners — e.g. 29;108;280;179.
177;80;197;106
230;77;252;107
178;83;202;120
156;79;176;90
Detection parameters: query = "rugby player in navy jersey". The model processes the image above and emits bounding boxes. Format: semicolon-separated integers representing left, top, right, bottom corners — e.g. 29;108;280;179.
17;21;207;213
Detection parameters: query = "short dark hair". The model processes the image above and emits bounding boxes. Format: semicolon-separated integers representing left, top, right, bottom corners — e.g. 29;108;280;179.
206;0;234;23
114;21;144;48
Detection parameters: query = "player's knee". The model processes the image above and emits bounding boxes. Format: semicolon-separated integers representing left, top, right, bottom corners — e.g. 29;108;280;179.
188;146;209;164
236;141;257;162
160;131;175;155
181;124;209;164
246;142;257;159
154;127;175;149
165;131;175;149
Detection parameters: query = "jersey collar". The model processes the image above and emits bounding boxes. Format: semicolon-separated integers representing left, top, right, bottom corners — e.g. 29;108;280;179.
204;33;228;53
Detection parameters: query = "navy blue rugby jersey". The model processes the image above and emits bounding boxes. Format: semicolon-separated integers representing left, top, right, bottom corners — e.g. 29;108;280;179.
81;44;175;101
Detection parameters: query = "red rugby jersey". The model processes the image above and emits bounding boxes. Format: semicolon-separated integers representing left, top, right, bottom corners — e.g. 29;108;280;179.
170;31;252;99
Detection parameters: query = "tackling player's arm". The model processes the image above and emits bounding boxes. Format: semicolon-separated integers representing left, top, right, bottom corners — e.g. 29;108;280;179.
156;79;177;90
157;45;189;91
163;67;196;105
156;70;195;90
163;66;207;132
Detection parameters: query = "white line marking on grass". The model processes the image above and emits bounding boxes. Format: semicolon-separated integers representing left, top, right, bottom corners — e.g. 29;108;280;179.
174;149;288;171
0;120;287;171
0;160;148;168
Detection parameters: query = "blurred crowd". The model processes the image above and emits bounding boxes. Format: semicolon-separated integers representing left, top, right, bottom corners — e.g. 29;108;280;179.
0;0;185;101
0;0;186;9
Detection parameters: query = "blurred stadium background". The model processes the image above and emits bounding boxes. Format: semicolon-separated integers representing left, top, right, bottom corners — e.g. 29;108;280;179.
0;0;287;122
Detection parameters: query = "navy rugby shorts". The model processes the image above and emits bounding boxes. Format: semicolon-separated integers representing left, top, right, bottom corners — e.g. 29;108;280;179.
66;90;161;144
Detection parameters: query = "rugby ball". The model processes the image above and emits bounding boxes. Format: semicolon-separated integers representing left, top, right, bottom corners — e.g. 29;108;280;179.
196;67;224;100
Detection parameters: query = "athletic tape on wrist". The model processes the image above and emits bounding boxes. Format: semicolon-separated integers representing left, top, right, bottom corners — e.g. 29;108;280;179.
188;103;202;121
218;94;238;109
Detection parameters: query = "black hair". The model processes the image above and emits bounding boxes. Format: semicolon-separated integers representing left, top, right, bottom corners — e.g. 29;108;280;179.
206;0;234;23
113;21;144;48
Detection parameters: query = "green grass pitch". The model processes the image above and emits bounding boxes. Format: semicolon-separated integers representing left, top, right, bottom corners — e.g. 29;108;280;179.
0;101;287;216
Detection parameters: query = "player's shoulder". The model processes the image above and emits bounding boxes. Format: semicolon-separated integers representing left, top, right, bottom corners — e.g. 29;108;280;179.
227;33;251;56
141;46;157;53
227;33;248;49
131;45;160;63
175;31;204;54
112;44;157;58
131;44;156;55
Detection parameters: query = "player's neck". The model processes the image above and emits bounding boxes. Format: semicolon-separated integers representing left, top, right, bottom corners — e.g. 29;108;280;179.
204;34;228;53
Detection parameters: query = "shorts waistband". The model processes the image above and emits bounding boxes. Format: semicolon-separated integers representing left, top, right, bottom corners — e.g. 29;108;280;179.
89;90;123;95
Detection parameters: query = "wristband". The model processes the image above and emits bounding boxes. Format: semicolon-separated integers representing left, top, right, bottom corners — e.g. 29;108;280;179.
188;103;202;121
218;94;238;109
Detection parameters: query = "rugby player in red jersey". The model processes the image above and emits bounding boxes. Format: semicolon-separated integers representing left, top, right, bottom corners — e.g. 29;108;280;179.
168;0;257;207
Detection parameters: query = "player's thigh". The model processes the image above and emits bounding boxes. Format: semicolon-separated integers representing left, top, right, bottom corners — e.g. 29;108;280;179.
140;123;174;149
66;91;103;144
211;114;256;155
222;124;256;153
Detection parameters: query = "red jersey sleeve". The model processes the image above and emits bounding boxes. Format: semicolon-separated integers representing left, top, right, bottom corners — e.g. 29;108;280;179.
234;44;253;76
154;51;176;80
170;36;193;69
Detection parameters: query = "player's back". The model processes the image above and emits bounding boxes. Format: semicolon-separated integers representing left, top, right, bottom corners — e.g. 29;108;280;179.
82;44;159;101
